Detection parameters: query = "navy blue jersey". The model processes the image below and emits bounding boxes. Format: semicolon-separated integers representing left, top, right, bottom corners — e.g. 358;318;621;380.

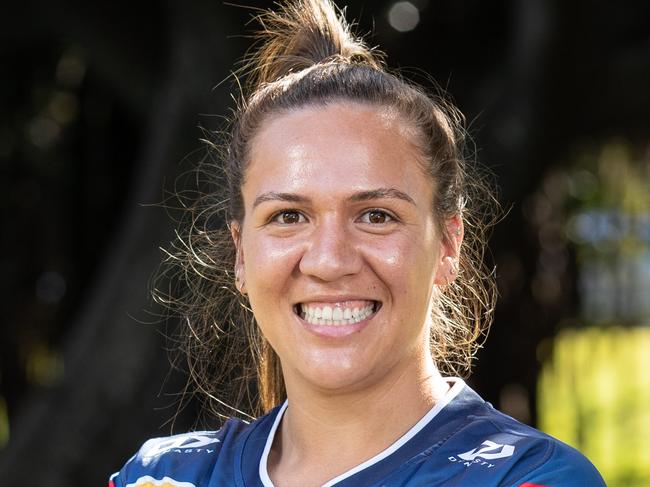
110;379;605;486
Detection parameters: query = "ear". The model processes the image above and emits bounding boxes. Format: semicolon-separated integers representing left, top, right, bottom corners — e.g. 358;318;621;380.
433;214;464;286
230;221;247;294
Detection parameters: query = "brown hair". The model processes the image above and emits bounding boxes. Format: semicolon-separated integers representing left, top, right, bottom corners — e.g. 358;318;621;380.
155;0;498;421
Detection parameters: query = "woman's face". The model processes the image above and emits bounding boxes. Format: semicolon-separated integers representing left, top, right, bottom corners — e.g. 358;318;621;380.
234;102;459;395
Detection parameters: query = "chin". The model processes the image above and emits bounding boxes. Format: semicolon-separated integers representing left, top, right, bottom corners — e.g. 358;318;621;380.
292;354;378;394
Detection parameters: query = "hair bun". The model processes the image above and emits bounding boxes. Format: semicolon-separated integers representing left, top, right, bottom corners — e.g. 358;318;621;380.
246;0;383;90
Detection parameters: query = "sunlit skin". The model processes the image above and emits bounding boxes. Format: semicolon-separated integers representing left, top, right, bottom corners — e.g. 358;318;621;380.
231;102;462;486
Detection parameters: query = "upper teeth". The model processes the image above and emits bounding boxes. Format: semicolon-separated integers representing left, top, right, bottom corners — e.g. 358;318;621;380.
300;302;375;326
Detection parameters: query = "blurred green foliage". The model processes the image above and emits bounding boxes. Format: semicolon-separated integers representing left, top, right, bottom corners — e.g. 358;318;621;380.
538;140;650;486
539;326;650;486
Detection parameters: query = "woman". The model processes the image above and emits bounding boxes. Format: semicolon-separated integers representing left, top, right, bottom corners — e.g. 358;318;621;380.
111;1;605;485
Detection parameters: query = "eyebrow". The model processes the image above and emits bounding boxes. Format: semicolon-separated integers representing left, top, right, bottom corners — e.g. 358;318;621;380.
253;192;308;209
252;187;416;209
349;188;416;205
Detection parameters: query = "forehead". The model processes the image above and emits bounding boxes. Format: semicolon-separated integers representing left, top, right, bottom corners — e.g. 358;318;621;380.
244;102;433;203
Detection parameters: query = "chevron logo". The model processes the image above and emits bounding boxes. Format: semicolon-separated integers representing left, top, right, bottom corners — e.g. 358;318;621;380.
457;440;515;461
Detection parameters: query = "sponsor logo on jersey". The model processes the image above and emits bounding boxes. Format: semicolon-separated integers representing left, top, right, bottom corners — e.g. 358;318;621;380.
125;475;196;487
448;440;515;469
140;434;220;466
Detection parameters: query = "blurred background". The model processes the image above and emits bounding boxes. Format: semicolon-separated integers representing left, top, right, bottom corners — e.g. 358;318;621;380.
1;0;648;485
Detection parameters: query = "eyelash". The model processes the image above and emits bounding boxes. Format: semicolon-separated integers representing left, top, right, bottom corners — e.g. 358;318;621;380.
268;208;396;225
270;210;306;225
358;209;396;225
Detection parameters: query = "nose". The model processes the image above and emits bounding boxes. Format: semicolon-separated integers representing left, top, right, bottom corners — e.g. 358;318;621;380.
298;217;362;282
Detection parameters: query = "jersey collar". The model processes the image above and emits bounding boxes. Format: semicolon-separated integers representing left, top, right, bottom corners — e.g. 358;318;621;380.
237;378;481;486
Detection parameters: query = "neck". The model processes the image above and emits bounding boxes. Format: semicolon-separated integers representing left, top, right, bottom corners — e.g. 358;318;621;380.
268;353;450;485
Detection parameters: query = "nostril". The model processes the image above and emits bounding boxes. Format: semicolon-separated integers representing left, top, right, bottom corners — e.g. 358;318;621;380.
298;242;362;281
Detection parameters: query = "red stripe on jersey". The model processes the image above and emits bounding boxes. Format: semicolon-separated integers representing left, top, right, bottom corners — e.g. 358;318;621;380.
519;483;548;487
108;480;115;487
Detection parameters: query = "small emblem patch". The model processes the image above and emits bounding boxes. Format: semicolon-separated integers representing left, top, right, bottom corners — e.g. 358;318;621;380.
126;475;197;487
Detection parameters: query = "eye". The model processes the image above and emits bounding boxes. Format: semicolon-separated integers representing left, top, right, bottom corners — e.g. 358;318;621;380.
270;210;306;225
359;209;394;225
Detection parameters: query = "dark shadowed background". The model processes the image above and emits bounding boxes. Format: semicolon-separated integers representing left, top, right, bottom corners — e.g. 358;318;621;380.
1;1;649;485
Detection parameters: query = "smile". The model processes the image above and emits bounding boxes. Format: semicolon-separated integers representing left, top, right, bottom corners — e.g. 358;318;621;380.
296;300;381;326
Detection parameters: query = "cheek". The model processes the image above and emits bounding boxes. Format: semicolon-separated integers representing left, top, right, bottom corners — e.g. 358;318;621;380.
242;236;303;343
243;234;303;292
365;233;438;298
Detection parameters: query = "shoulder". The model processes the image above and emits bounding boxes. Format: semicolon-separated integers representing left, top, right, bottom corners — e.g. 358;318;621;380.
432;385;606;486
109;418;250;487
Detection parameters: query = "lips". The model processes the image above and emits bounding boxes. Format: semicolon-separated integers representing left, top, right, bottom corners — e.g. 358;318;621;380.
294;300;381;326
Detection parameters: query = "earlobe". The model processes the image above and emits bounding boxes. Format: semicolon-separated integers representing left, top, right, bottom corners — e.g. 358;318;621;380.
230;221;247;295
434;256;457;285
